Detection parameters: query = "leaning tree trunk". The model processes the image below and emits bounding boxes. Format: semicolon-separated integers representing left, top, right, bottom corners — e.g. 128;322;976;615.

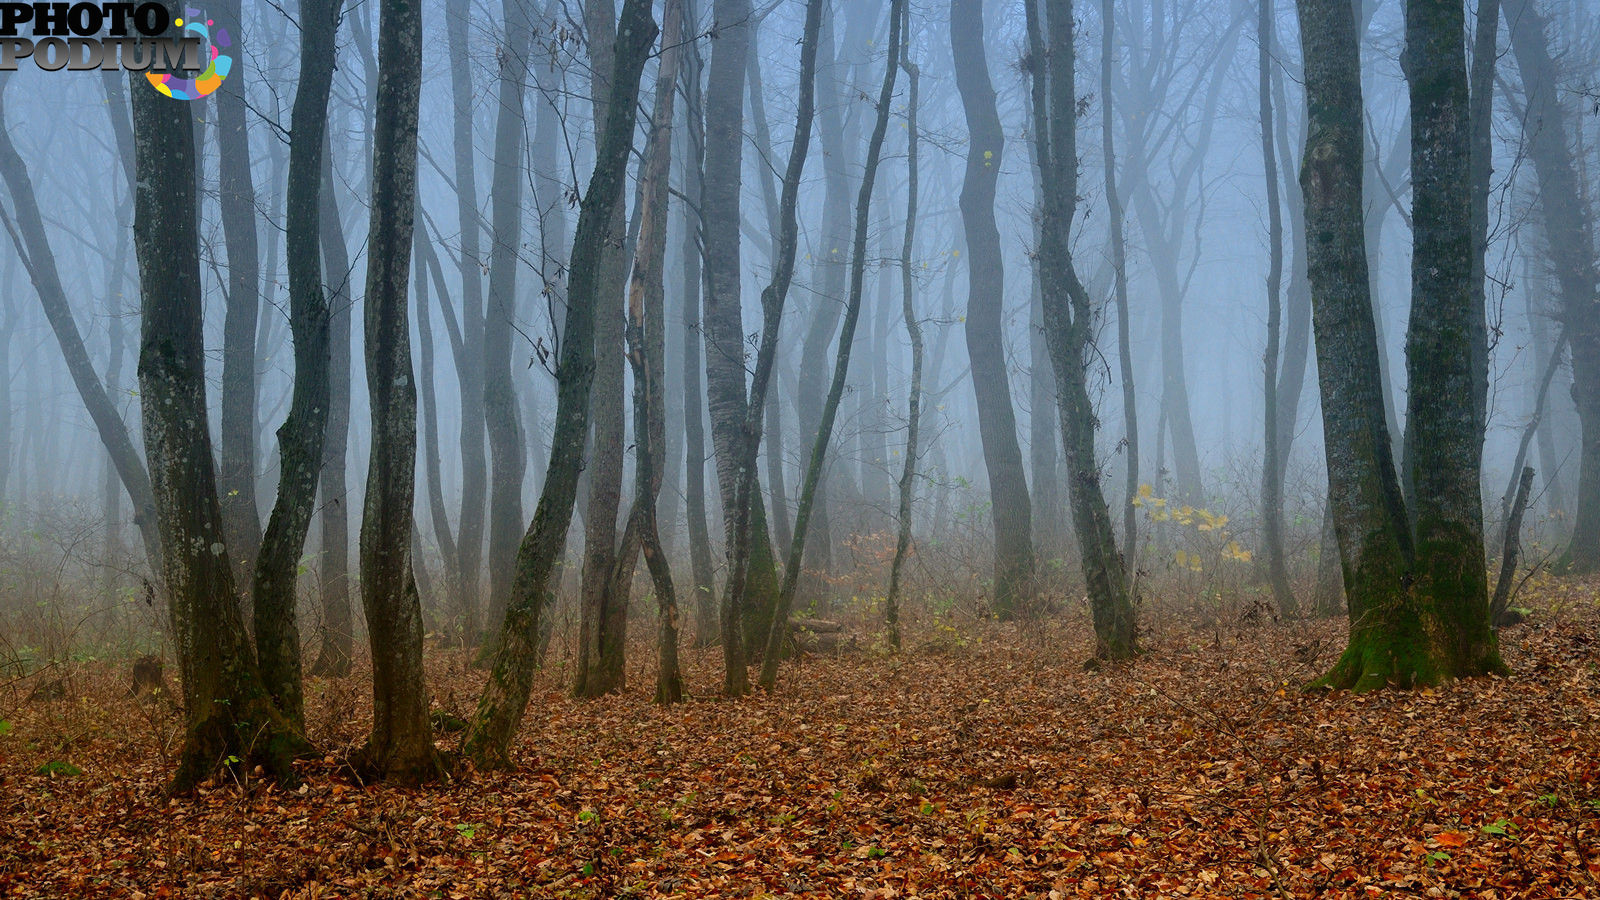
1028;0;1137;660
356;0;442;784
760;0;901;690
482;0;534;640
0;75;162;575
253;0;342;729
128;47;302;792
1504;0;1600;574
464;0;657;769
951;0;1036;621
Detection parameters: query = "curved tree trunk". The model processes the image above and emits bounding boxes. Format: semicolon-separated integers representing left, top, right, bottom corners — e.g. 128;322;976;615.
254;0;342;727
951;0;1035;621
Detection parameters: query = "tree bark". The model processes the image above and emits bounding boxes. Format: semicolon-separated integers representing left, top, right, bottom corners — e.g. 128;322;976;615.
1028;0;1138;660
356;0;442;784
1101;0;1139;557
464;0;656;768
1398;0;1501;680
254;0;342;728
128;42;301;791
951;0;1035;620
309;137;356;678
574;0;635;699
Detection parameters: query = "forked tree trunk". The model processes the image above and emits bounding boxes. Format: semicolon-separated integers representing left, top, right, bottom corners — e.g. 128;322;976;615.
951;0;1035;621
356;0;442;784
253;0;342;728
464;0;657;769
128;44;302;792
1027;0;1137;661
618;0;687;704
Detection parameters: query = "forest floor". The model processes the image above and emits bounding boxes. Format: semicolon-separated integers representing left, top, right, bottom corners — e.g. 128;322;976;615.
2;580;1598;899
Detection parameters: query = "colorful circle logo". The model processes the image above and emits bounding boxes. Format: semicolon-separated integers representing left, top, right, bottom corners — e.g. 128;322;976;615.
146;9;232;100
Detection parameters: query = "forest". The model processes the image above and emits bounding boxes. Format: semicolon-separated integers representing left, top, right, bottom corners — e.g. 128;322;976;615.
0;0;1598;895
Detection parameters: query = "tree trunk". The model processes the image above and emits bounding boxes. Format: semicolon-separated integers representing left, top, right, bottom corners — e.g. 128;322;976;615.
215;0;263;583
310;132;356;678
1504;0;1600;574
575;0;634;699
619;0;687;704
482;0;534;639
1101;0;1139;557
1257;0;1295;617
1396;0;1500;680
951;0;1035;621
414;217;463;640
1028;0;1137;660
253;0;342;728
760;0;899;690
128;45;301;792
445;0;488;641
356;0;442;784
677;1;719;648
884;9;921;653
464;0;656;769
700;0;776;694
